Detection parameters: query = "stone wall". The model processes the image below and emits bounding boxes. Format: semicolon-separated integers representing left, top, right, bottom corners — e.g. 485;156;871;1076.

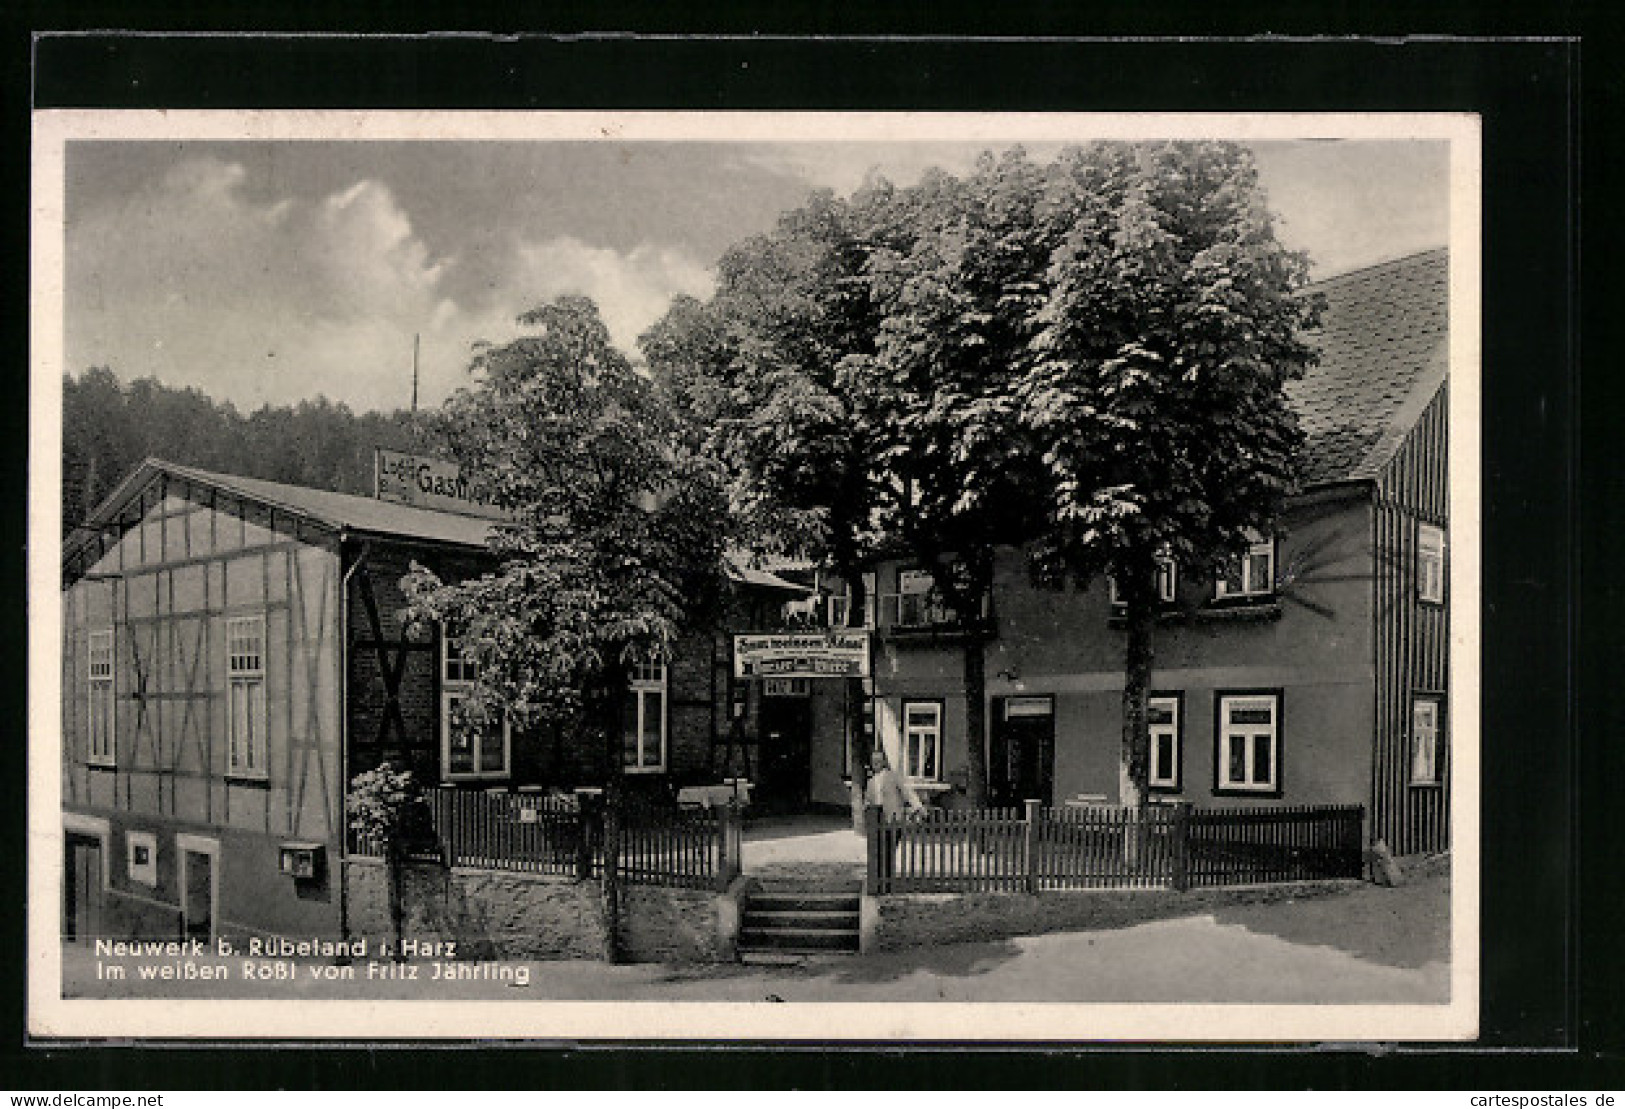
619;884;730;963
346;858;605;960
866;879;1364;952
345;858;738;963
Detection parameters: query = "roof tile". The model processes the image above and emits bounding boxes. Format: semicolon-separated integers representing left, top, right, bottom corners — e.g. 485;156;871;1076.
1286;247;1448;487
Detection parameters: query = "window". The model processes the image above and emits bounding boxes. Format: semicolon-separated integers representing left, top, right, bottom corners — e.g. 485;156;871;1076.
1109;557;1179;607
1215;692;1281;794
1147;694;1182;791
126;830;158;887
225;615;268;778
896;569;951;626
828;571;877;628
622;659;667;773
901;700;943;781
441;636;510;780
1418;522;1446;604
1215;531;1276;600
1410;696;1445;785
87;629;115;767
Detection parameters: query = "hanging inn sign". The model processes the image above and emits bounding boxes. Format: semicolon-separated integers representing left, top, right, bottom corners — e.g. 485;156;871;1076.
732;631;872;680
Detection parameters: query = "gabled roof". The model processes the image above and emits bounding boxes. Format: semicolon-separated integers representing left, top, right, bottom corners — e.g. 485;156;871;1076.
68;459;813;598
69;458;496;564
1287;247;1449;487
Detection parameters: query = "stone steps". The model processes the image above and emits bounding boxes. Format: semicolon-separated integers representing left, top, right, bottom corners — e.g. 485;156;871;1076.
738;886;862;955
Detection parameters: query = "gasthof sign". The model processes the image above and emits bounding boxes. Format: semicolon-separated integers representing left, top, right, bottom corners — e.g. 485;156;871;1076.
374;448;512;520
732;631;871;680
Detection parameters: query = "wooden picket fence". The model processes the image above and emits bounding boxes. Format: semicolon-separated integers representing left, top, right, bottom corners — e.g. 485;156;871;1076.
348;787;743;890
610;803;744;891
867;801;1363;895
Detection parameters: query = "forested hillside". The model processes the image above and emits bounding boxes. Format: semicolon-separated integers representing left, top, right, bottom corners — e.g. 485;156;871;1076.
61;367;433;534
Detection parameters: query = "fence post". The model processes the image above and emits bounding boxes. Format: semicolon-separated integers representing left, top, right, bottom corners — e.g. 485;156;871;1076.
1172;801;1192;892
716;801;739;891
1022;799;1040;895
575;795;599;882
864;804;883;896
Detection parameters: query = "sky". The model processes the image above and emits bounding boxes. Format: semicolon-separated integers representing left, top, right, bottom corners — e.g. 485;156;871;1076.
62;137;1450;414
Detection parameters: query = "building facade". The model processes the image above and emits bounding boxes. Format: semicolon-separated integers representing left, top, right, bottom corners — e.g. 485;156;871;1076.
59;460;809;943
790;248;1452;853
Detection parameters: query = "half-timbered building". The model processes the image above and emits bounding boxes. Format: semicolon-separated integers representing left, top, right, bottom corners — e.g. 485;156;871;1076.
59;460;808;943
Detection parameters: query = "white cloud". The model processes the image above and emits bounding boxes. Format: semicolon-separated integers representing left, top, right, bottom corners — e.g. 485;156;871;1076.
65;157;713;412
508;237;714;350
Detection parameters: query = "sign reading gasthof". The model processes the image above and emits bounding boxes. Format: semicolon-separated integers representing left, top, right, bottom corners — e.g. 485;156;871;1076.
374;448;512;521
733;631;871;680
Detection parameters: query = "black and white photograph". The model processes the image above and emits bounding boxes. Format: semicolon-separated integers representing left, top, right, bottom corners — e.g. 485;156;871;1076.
29;110;1479;1041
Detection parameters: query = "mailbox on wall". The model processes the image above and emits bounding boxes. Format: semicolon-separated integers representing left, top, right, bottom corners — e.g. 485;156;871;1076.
278;841;326;881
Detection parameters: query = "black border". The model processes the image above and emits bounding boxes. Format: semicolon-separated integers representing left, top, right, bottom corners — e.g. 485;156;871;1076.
5;23;1599;1091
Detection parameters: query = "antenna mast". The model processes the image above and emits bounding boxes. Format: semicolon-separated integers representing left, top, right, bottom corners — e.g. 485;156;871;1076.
411;332;420;414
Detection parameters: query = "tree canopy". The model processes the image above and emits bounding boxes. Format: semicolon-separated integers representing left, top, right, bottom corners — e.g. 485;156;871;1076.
62;366;426;534
401;296;731;741
1014;141;1321;805
647;140;1320;809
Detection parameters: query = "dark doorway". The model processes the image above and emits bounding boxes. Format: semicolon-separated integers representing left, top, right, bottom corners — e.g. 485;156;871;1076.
991;696;1055;808
182;848;215;942
63;834;104;943
756;693;813;812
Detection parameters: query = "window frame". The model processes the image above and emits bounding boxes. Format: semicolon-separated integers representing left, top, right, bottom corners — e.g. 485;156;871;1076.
1146;691;1184;793
899;698;945;783
622;658;668;775
1213;690;1283;797
896;567;951;627
439;633;512;782
1109;557;1179;609
86;628;116;768
1417;522;1447;605
125;830;159;887
1214;531;1277;602
1409;693;1446;787
224;614;269;781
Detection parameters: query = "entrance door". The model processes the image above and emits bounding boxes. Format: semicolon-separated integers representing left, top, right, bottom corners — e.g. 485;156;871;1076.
177;837;218;942
756;693;813;811
991;696;1055;808
63;835;104;943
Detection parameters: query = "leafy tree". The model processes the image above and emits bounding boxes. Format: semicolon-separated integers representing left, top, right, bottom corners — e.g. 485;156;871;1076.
642;188;907;826
846;151;1056;807
401;295;730;961
1016;141;1321;808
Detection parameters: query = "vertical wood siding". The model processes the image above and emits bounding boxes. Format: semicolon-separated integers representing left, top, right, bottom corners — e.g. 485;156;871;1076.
1372;384;1450;854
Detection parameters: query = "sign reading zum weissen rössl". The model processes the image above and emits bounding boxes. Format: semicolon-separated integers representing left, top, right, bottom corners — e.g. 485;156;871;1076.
733;632;871;680
374;448;513;520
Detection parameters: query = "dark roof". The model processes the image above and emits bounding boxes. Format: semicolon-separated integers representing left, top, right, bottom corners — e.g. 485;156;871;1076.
1287;247;1449;487
72;459;496;559
69;460;811;597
